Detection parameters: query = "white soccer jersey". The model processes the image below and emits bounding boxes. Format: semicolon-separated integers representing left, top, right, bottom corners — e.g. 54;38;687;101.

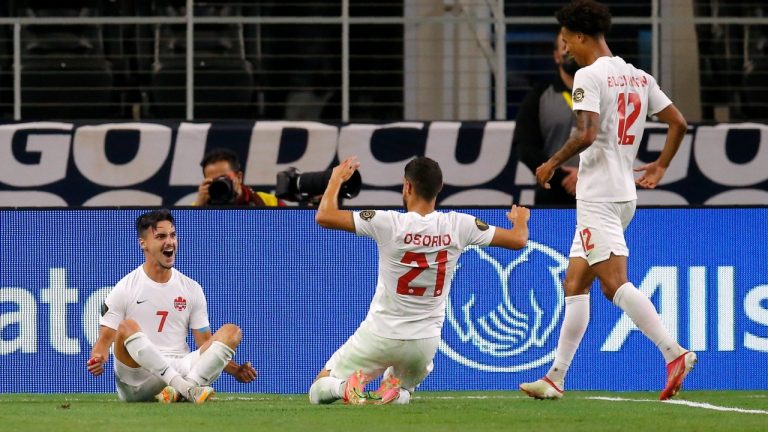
353;209;497;339
100;265;210;357
571;56;673;202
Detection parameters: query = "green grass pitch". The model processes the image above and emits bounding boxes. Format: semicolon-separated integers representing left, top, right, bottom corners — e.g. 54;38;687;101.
1;391;766;432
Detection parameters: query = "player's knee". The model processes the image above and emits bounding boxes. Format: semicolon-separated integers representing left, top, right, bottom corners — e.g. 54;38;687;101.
563;277;589;296
308;373;339;404
596;275;625;299
218;323;242;347
308;381;323;404
600;284;616;301
117;319;141;337
598;278;626;301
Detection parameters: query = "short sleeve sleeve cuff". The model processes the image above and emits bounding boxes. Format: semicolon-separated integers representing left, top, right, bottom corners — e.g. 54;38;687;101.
353;210;379;238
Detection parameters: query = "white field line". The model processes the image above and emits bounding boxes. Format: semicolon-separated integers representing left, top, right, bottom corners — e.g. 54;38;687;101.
587;396;768;415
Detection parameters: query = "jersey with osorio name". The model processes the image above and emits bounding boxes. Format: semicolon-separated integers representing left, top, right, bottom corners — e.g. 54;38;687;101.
571;56;673;202
353;210;496;339
100;266;210;357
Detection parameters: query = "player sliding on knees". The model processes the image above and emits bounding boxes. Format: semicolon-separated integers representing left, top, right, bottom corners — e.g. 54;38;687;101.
308;156;531;405
87;209;257;404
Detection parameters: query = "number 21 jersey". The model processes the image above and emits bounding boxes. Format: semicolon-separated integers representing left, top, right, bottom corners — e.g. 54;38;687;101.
353;210;496;340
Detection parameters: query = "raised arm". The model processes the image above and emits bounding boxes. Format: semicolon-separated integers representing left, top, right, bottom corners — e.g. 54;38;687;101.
490;205;530;250
315;156;360;233
535;110;599;189
634;104;687;189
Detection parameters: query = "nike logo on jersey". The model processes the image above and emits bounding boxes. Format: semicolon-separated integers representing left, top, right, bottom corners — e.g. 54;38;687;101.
160;367;168;377
136;299;148;304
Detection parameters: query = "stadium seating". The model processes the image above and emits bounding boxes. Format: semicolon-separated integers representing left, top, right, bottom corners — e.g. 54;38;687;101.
0;7;11;119
145;0;255;119
150;57;254;119
11;0;117;119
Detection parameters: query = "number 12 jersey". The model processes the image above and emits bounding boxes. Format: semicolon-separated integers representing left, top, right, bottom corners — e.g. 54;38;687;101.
571;56;673;202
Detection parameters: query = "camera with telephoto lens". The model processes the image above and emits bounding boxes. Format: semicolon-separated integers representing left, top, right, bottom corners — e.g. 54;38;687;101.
275;167;362;204
208;175;237;205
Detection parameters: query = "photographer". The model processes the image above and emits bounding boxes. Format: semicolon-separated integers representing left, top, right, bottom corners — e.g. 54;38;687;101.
193;148;286;207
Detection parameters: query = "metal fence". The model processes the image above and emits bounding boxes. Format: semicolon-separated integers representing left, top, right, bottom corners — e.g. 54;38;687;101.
0;1;766;122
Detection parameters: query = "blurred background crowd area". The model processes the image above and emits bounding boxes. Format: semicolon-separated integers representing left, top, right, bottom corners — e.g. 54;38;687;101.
0;0;765;123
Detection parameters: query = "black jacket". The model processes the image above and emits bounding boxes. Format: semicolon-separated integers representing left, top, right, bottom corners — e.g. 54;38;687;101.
514;73;577;205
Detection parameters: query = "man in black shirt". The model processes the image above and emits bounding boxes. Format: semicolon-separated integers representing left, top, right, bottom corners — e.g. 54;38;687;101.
514;30;581;205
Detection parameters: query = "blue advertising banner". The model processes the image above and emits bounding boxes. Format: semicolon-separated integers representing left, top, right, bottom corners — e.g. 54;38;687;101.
0;208;766;394
0;121;767;207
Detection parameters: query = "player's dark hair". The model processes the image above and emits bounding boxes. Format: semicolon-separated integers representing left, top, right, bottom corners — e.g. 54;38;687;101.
556;0;611;37
200;148;241;172
136;209;175;238
404;157;443;201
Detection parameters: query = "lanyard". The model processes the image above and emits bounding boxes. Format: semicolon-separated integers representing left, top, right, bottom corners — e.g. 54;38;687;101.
561;90;573;109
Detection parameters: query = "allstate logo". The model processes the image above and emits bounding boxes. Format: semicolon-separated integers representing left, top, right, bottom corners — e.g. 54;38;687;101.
440;241;567;372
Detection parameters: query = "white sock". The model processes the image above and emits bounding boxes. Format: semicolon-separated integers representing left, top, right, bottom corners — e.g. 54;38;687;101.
308;376;344;404
392;389;411;405
124;332;180;384
187;341;235;386
546;294;590;384
613;282;685;363
381;366;394;382
169;375;195;395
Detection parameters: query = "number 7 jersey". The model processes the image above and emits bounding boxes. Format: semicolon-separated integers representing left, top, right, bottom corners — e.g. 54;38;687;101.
353;210;496;339
571;56;673;202
100;266;210;356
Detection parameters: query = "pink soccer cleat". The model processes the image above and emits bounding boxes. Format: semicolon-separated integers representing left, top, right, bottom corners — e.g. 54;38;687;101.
366;375;402;405
660;351;697;400
342;370;370;405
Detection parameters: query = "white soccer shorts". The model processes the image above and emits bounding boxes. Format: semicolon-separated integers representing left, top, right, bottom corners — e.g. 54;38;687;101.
569;200;636;266
324;321;439;392
114;349;207;402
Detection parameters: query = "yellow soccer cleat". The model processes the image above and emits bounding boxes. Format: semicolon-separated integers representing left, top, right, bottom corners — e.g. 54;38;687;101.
186;386;216;405
154;385;181;404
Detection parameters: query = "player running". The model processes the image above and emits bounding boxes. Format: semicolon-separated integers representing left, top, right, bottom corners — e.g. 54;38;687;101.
520;0;695;401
